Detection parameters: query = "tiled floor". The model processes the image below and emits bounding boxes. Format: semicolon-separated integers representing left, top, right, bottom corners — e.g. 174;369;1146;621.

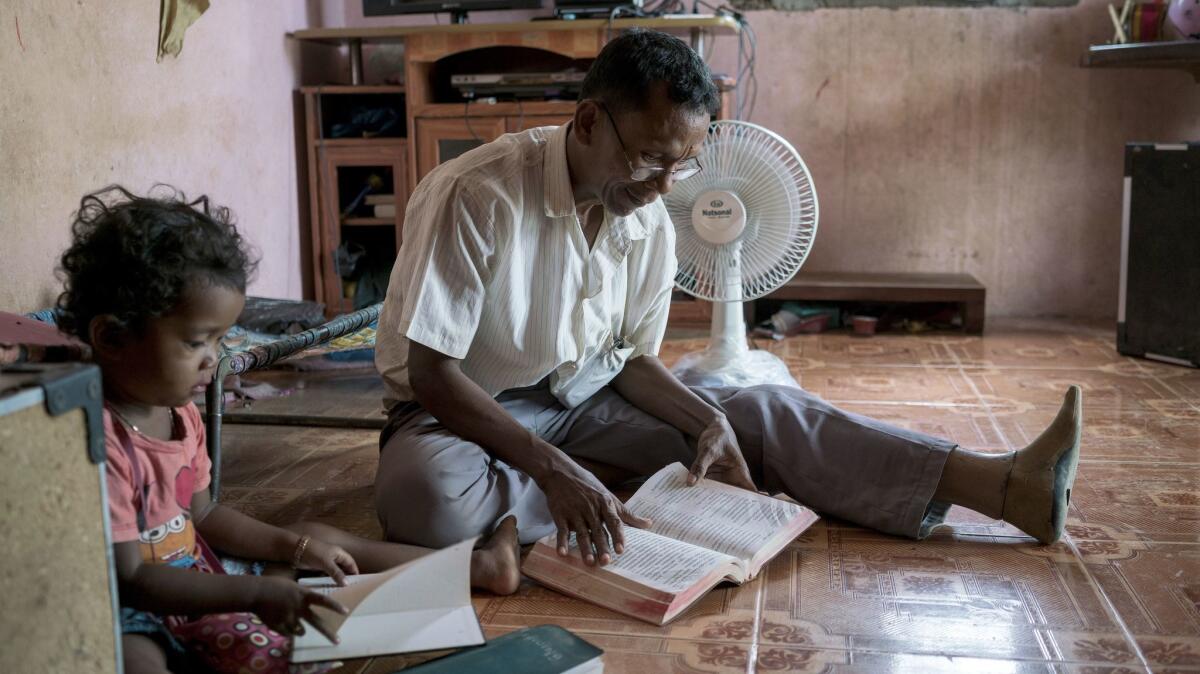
218;319;1200;673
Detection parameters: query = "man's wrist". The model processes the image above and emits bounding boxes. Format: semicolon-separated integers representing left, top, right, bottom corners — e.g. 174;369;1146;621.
685;409;727;438
525;442;576;486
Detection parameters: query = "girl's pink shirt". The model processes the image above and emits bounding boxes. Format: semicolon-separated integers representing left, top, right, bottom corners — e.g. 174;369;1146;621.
104;403;212;564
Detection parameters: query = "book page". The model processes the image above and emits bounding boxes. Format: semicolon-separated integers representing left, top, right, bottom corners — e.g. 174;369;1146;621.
625;463;807;562
297;567;394;640
291;606;483;663
554;526;737;593
296;537;478;647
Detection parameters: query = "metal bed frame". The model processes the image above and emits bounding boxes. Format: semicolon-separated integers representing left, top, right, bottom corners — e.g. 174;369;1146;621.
204;303;381;499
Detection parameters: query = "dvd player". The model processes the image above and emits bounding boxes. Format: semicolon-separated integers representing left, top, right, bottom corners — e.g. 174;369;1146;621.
451;71;586;100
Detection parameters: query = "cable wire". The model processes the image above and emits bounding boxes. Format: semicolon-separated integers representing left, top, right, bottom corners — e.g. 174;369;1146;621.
689;0;756;121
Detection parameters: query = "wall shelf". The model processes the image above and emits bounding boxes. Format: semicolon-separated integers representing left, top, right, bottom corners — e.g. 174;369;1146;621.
1082;40;1200;81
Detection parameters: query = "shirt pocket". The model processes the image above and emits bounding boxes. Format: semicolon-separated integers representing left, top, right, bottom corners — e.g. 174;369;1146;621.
549;331;636;409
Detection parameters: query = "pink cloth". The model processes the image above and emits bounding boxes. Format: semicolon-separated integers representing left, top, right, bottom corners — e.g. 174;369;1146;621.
104;403;212;565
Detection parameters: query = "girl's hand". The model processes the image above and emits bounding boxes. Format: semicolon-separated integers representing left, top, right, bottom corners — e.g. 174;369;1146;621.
251;576;348;641
297;538;359;586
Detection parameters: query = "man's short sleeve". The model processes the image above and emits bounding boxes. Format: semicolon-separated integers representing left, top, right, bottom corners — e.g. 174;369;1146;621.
626;218;678;360
392;180;497;359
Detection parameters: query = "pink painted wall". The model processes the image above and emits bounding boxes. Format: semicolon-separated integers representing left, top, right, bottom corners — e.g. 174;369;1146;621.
0;1;323;313
716;1;1200;318
3;1;1195;320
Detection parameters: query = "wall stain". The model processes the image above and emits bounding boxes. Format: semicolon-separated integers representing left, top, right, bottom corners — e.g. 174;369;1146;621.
814;77;831;102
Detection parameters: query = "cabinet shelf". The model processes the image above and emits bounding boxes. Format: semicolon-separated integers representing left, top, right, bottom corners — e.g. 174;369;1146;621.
291;16;740;45
315;138;407;148
412;101;577;119
299;19;737;322
342;217;394;226
301;84;406;95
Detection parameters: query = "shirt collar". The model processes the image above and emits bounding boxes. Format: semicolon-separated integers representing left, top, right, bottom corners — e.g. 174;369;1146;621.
543;124;576;219
542;123;652;241
618;209;650;240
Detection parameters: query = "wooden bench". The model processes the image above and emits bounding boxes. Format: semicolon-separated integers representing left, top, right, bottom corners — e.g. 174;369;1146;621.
763;271;987;333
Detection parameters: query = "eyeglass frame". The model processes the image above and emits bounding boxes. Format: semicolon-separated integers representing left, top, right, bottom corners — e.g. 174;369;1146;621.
593;100;703;183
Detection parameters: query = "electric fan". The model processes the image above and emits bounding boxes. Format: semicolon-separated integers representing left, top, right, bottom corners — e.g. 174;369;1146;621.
663;121;818;388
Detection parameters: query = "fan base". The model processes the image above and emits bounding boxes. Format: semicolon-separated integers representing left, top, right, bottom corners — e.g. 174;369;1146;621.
670;349;799;389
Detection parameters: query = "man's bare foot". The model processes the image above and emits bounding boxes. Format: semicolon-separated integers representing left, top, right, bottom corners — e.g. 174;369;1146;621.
470;516;521;595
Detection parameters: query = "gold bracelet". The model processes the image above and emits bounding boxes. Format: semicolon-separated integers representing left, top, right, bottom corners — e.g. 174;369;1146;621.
291;534;311;569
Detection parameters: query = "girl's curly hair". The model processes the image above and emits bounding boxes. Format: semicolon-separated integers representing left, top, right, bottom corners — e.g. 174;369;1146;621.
57;185;258;343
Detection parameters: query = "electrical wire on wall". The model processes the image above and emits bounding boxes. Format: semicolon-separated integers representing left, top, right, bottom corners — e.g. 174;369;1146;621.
590;0;755;120
690;0;757;121
463;99;482;141
449;0;752;129
643;0;688;14
605;4;644;42
601;0;692;41
741;18;757;120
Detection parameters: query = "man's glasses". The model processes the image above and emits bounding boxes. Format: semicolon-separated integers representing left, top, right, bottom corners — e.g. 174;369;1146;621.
596;102;703;183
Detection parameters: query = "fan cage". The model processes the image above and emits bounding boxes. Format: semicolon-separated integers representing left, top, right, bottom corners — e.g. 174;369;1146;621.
666;121;818;303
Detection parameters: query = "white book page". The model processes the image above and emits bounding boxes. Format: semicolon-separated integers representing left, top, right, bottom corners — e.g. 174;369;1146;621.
291;605;483;663
625;463;807;563
553;526;737;593
294;537;478;652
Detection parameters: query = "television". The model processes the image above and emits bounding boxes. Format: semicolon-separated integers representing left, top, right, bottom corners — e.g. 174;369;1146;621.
363;0;544;23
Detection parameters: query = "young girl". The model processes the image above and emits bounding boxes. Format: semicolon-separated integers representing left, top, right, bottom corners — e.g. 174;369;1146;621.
56;186;520;674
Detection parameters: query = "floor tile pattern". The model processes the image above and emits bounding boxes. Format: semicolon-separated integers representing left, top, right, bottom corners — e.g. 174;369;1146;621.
219;319;1199;673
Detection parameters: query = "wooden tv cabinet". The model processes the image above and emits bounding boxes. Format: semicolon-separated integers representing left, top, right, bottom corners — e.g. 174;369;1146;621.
292;18;738;319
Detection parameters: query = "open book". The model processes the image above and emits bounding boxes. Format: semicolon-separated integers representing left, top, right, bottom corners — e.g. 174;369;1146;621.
291;538;484;663
523;463;819;625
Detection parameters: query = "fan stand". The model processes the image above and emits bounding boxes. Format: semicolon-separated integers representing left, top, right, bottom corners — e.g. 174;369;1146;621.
670;241;799;389
670;304;799;389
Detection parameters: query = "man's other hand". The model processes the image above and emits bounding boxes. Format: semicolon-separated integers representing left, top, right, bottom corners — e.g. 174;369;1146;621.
539;462;651;566
688;415;756;491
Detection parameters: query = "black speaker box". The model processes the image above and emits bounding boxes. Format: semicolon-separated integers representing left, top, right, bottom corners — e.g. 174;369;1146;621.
1117;143;1200;368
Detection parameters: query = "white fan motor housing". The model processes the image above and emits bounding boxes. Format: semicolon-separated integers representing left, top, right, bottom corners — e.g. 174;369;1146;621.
690;190;746;245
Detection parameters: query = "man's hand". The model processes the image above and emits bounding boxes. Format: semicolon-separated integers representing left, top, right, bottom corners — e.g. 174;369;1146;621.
539;461;651;566
688;415;756;491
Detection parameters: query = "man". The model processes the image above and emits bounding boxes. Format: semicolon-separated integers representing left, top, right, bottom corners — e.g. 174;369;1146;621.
373;29;1082;566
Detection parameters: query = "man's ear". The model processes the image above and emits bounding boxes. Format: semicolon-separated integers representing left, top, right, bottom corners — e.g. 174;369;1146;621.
88;315;129;361
573;100;601;147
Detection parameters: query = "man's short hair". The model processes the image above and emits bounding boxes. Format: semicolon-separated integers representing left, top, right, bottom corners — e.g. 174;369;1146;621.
580;29;720;117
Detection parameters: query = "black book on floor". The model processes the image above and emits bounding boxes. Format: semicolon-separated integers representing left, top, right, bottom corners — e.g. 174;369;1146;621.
399;625;603;674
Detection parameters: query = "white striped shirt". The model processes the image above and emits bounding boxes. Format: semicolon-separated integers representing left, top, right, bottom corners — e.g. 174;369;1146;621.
375;124;677;408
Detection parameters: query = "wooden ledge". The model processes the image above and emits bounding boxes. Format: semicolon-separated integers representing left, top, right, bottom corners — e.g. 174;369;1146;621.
766;271;987;333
